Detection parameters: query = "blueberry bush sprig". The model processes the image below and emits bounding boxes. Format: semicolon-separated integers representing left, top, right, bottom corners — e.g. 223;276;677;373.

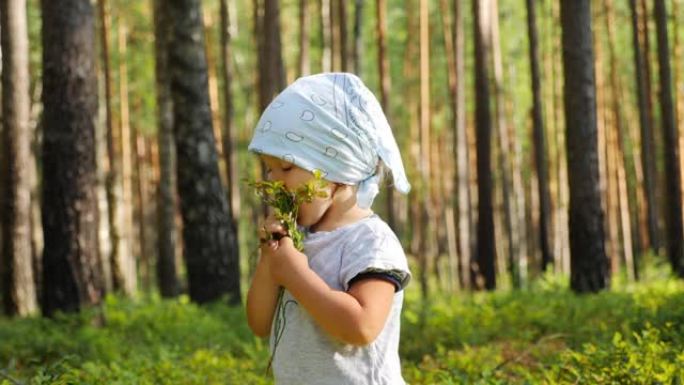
248;169;328;373
248;169;328;250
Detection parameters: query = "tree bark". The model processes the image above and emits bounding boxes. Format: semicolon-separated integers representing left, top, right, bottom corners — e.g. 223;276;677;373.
418;0;432;298
203;12;225;167
453;0;472;290
629;0;659;255
257;0;286;113
473;0;496;290
544;0;564;275
593;21;618;279
376;0;395;233
338;0;348;72
604;0;636;281
41;0;104;315
640;0;661;253
299;0;310;76
219;0;241;271
560;0;609;293
673;0;684;245
320;0;332;72
153;0;179;298
97;0;113;294
1;0;38;316
403;0;421;292
169;0;241;304
134;131;150;291
490;0;522;288
654;0;684;276
439;0;459;290
526;0;553;273
117;20;138;295
352;0;363;75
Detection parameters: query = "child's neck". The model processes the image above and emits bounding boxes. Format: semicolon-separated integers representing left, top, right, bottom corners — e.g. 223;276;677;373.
309;199;373;233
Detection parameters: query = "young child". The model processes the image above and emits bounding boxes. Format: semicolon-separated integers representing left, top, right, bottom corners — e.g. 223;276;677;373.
246;73;412;384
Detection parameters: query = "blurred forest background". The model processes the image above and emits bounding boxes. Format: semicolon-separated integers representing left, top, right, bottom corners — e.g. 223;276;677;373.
1;0;684;383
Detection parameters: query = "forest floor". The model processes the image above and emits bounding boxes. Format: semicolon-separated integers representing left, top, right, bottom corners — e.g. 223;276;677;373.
1;263;683;384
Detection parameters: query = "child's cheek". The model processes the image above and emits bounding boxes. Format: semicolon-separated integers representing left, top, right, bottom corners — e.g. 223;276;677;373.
297;201;322;226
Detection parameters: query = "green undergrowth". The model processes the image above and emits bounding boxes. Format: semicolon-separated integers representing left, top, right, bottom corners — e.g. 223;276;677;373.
1;274;683;384
401;273;684;384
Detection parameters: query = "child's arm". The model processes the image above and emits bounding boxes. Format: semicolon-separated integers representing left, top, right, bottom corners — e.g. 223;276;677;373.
264;237;395;346
245;252;280;337
245;217;286;337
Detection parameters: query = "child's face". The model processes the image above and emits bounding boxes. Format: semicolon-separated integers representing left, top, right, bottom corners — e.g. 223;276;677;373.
260;155;335;228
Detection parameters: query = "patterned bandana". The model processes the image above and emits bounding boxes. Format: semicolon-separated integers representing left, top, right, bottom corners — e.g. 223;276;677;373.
248;72;410;209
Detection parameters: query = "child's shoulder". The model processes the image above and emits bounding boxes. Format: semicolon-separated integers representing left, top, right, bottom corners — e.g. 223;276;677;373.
349;214;395;236
343;215;403;249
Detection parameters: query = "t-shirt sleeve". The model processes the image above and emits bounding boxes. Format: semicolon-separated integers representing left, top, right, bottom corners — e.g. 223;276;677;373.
339;223;411;292
348;271;404;292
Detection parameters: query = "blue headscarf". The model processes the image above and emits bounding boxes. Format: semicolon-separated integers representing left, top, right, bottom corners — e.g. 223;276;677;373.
248;73;410;209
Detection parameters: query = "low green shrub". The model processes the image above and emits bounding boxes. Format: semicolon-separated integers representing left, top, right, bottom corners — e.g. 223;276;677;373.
1;275;682;384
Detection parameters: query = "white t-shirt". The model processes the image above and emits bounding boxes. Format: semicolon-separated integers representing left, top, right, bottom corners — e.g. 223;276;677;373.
269;214;411;385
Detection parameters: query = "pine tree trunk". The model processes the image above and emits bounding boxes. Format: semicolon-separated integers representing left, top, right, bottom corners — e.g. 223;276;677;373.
320;0;332;72
560;0;609;293
134;131;150;291
630;0;659;255
99;0;133;294
117;20;138;295
402;0;421;290
27;86;44;302
169;0;241;304
594;5;616;275
330;0;339;71
673;0;684;235
1;0;38;316
153;0;179;298
473;0;496;290
337;0;348;72
454;0;472;290
257;0;286;113
418;0;432;298
640;0;661;252
554;2;570;276
352;0;363;75
439;0;460;290
654;0;684;276
593;23;618;277
219;0;241;261
41;0;104;315
376;0;396;233
96;0;113;294
203;13;225;169
526;0;553;273
543;0;562;275
299;0;310;76
490;0;519;288
593;9;620;272
605;0;635;281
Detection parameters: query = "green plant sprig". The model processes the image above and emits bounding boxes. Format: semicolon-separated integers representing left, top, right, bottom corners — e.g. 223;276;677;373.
248;169;328;251
247;169;328;374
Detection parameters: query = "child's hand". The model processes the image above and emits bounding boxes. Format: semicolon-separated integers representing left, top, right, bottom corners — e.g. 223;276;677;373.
261;236;308;287
258;214;287;243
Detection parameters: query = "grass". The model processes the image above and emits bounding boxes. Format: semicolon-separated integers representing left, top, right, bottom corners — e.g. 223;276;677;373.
1;269;683;384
